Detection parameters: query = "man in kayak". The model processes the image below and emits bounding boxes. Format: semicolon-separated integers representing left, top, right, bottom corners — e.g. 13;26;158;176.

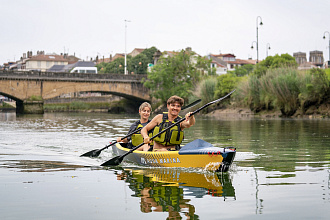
116;102;153;150
141;95;195;151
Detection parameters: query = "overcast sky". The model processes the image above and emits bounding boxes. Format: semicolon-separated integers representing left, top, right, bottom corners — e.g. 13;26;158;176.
1;0;330;64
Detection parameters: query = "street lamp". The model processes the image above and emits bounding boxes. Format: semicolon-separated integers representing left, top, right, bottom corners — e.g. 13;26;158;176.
256;16;263;63
323;31;330;65
251;41;257;59
266;43;271;57
124;19;131;75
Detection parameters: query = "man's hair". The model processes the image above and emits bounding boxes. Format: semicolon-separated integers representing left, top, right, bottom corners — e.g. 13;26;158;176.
139;102;152;112
167;95;184;106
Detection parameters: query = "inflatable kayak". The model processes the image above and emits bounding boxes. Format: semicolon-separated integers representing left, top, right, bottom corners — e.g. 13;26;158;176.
111;139;236;172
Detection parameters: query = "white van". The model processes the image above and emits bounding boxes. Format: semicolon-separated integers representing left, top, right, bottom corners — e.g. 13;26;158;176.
70;67;98;74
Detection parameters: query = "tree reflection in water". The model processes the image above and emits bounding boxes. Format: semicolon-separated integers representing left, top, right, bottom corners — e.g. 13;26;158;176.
115;168;236;219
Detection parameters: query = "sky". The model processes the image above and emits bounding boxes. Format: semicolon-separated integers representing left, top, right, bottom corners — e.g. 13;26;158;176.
1;0;330;65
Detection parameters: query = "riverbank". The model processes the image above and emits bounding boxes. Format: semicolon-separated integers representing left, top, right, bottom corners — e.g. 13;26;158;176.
207;101;330;119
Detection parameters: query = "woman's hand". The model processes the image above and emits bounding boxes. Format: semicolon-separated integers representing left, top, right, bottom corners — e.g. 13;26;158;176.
143;136;151;144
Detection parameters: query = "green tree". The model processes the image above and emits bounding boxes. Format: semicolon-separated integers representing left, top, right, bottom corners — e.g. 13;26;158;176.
214;73;241;99
231;64;254;77
97;57;125;74
143;49;204;104
96;47;159;74
252;54;298;77
128;47;159;74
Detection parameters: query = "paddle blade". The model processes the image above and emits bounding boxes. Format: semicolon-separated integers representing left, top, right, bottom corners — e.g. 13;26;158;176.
101;156;124;166
80;149;101;158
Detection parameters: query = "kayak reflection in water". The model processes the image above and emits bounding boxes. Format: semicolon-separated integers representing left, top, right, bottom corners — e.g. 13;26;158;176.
140;186;196;219
116;168;199;219
114;168;236;219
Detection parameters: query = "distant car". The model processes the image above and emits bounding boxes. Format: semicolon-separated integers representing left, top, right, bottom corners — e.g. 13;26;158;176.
70;67;98;74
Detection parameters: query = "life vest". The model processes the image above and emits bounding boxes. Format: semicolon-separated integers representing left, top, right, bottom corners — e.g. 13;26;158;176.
152;113;184;146
131;121;153;147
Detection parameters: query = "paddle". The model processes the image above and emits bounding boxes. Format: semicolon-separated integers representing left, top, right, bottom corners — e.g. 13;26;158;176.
101;90;235;167
80;99;201;158
80;127;143;157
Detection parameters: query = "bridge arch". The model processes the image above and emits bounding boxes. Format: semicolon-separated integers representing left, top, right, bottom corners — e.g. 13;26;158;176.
0;71;150;113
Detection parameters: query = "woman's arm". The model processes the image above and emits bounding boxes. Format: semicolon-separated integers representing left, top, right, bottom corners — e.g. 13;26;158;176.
141;114;162;144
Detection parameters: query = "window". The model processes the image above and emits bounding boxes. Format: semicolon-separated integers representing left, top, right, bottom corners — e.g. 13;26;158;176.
37;61;41;67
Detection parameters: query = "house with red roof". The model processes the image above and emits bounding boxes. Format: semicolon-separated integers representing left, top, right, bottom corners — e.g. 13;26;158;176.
25;51;69;72
209;53;256;74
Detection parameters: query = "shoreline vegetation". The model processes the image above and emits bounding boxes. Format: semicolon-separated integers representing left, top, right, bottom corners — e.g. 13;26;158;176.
1;51;329;118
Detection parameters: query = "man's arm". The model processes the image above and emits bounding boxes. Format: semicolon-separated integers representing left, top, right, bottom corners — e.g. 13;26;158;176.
180;112;195;130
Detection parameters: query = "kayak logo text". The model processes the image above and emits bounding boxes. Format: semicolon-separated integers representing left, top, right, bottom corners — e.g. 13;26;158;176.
141;157;181;165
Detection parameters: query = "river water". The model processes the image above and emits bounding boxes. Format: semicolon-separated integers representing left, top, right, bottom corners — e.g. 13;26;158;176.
0;112;329;220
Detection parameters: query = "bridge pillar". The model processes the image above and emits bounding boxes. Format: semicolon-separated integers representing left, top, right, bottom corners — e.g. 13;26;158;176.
16;100;44;114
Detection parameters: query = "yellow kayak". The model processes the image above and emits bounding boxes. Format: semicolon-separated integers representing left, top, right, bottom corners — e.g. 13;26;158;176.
112;139;236;172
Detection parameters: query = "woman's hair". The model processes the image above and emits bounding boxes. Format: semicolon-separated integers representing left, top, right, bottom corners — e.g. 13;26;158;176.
139;102;152;112
167;95;184;106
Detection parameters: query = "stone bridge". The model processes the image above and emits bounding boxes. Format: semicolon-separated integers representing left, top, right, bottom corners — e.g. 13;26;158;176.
0;71;150;114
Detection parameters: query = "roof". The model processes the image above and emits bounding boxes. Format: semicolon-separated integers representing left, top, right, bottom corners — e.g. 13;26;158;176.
28;54;68;62
47;65;66;72
227;59;256;65
129;48;145;53
211;53;236;58
209;55;227;67
47;61;95;72
72;61;95;67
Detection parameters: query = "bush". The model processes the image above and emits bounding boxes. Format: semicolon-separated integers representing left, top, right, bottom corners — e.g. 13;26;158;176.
259;68;300;116
235;67;330;116
214;73;240;99
299;68;330;112
198;77;217;105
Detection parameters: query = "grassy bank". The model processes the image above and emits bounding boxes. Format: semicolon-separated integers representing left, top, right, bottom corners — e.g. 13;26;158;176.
44;99;140;113
197;67;330;118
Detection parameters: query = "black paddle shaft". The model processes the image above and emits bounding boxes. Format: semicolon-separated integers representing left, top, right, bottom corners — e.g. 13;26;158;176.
81;99;201;158
101;90;235;166
80;127;142;157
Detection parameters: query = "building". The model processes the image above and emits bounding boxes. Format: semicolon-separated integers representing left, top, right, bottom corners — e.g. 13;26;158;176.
208;55;227;75
309;50;324;67
128;48;145;57
208;53;256;74
25;51;69;72
293;52;307;65
293;50;324;69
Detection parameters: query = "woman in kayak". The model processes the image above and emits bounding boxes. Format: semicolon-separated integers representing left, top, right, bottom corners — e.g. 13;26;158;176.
116;102;153;150
141;95;195;152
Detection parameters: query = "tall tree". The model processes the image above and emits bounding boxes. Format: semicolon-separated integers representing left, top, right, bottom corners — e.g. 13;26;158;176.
143;49;205;104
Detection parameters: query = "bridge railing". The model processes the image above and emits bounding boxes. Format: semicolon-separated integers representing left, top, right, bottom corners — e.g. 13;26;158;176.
0;70;147;82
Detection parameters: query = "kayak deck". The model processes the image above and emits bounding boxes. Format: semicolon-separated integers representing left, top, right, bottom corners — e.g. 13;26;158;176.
112;139;236;172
